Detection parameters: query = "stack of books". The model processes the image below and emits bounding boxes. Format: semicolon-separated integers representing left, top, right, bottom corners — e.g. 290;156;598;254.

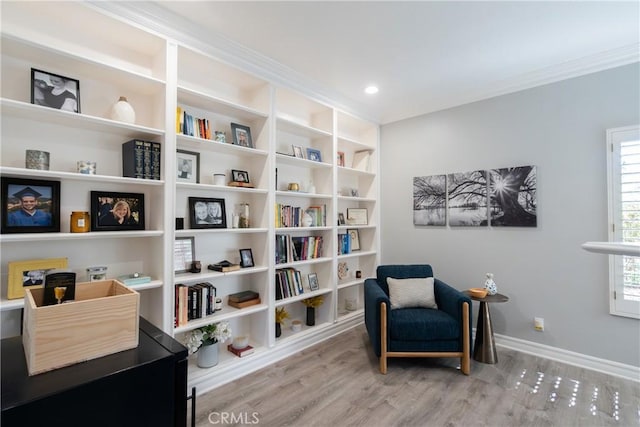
208;260;240;272
227;290;260;309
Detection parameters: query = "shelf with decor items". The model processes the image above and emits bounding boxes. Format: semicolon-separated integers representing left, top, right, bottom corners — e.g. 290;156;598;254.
0;2;171;335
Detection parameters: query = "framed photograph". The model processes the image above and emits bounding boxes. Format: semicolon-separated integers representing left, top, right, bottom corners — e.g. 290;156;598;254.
174;236;195;274
338;213;346;226
293;145;304;159
337;151;345;167
231;123;253;148
176;149;199;183
2;177;61;234
347;229;361;251
90;191;145;231
189;197;226;229
346;208;368;225
308;272;320;291
7;257;68;299
231;169;250;183
31;68;80;113
239;248;254;268
306;148;322;162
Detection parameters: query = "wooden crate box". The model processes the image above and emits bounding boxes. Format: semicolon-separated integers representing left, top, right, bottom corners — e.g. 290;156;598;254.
23;280;139;376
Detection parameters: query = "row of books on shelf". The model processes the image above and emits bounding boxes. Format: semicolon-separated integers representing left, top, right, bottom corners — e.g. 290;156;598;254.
176;106;212;140
275;267;312;300
174;282;217;327
122;139;161;180
275;234;324;264
337;233;354;255
275;204;326;228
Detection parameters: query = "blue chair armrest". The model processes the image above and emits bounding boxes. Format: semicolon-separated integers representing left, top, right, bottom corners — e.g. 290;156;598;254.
434;278;472;347
364;278;390;357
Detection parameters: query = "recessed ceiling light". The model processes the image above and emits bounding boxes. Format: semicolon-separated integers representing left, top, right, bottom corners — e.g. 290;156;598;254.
364;85;379;95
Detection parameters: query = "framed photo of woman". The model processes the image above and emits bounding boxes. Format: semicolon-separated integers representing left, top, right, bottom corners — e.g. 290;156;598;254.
90;191;145;231
31;68;80;113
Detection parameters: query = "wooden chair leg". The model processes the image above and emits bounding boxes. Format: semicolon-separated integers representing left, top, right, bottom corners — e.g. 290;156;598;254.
380;302;387;374
461;301;470;375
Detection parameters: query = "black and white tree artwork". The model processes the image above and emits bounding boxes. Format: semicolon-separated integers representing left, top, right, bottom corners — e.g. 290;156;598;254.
447;170;488;226
489;166;537;227
413;175;446;226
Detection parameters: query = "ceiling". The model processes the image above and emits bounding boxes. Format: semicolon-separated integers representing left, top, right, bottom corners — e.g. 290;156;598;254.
151;1;639;124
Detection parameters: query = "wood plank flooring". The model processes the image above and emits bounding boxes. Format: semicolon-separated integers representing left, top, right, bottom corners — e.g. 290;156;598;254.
190;325;639;426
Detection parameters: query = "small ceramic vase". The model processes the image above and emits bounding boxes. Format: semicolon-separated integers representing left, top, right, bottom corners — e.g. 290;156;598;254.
484;273;498;295
110;96;136;124
197;341;219;368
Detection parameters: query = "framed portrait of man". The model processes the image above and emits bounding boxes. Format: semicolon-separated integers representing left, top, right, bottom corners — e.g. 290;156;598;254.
1;177;60;234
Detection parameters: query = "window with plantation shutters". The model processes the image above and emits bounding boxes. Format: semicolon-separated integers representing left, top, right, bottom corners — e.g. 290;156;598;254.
607;125;640;319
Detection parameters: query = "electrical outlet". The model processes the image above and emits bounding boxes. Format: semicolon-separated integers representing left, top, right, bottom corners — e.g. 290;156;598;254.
534;317;544;331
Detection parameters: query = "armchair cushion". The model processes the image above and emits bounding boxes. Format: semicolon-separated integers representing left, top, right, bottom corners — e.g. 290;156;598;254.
387;277;437;309
390;308;459;341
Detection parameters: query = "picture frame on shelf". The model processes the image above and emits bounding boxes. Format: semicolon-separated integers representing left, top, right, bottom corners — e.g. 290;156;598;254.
239;248;254;268
1;177;61;234
346;208;368;225
31;68;80;113
176;149;200;183
230;123;253;148
174;236;195;274
347;229;361;251
293;145;304;158
306;148;322;162
90;191;145;231
352;150;371;172
188;197;226;229
7;257;68;300
231;169;250;183
337;151;345;167
308;273;320;291
338;213;346;226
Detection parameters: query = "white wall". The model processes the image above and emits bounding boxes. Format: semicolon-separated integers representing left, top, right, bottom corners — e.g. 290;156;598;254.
380;63;640;367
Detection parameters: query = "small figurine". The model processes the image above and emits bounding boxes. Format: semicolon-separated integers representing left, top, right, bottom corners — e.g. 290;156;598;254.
484;273;497;295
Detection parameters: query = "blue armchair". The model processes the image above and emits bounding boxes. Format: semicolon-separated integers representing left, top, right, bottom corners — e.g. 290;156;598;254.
364;265;472;374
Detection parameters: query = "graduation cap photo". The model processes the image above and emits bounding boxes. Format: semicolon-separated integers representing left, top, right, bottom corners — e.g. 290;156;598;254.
1;177;60;234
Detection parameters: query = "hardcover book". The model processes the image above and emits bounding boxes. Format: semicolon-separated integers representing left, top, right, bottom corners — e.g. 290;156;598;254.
227;344;254;357
228;290;259;303
227;297;260;309
122;139;145;179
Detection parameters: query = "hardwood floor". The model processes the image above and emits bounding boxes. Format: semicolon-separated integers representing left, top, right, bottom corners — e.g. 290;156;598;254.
190;325;640;426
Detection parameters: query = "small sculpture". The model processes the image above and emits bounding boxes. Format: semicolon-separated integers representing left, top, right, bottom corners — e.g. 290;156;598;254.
484;273;497;295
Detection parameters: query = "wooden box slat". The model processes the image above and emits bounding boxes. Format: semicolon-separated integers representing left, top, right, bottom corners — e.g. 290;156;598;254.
23;280;139;376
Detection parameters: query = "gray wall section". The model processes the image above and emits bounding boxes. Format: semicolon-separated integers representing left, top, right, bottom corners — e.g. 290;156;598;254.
380;63;640;367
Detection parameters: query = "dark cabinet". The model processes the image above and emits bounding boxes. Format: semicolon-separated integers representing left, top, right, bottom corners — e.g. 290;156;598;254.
1;317;188;427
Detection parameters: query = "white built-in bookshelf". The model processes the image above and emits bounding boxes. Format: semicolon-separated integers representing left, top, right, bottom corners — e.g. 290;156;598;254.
0;2;379;392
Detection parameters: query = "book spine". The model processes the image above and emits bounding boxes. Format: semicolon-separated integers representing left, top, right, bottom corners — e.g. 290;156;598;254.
122;139;145;179
142;141;152;179
150;142;161;180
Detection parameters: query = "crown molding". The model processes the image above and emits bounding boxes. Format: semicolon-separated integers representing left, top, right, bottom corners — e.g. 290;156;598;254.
86;1;376;123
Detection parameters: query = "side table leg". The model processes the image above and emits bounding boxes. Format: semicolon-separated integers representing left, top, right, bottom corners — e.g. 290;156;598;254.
473;301;498;364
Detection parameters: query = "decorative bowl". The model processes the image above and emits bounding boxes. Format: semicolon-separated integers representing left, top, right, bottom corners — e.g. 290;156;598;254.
468;288;488;298
232;335;249;349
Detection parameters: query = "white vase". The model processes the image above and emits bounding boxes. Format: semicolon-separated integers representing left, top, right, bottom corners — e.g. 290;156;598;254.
484;273;498;295
110;96;136;124
197;341;219;368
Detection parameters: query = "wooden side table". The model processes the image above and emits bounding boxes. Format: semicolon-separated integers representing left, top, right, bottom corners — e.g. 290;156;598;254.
464;292;509;364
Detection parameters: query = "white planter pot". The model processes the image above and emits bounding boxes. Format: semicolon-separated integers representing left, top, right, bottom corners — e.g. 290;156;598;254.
197;341;219;368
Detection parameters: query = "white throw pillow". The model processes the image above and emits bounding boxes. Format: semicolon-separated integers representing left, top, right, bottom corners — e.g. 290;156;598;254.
386;277;438;309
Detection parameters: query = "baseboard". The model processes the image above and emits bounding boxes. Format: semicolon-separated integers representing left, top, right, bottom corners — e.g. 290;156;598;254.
494;332;640;383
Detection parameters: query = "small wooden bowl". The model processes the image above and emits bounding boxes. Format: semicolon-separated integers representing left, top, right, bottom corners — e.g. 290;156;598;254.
468;288;488;298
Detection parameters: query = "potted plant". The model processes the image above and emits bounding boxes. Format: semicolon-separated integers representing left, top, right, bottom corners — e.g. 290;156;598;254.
275;307;289;338
185;321;232;368
301;295;324;326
